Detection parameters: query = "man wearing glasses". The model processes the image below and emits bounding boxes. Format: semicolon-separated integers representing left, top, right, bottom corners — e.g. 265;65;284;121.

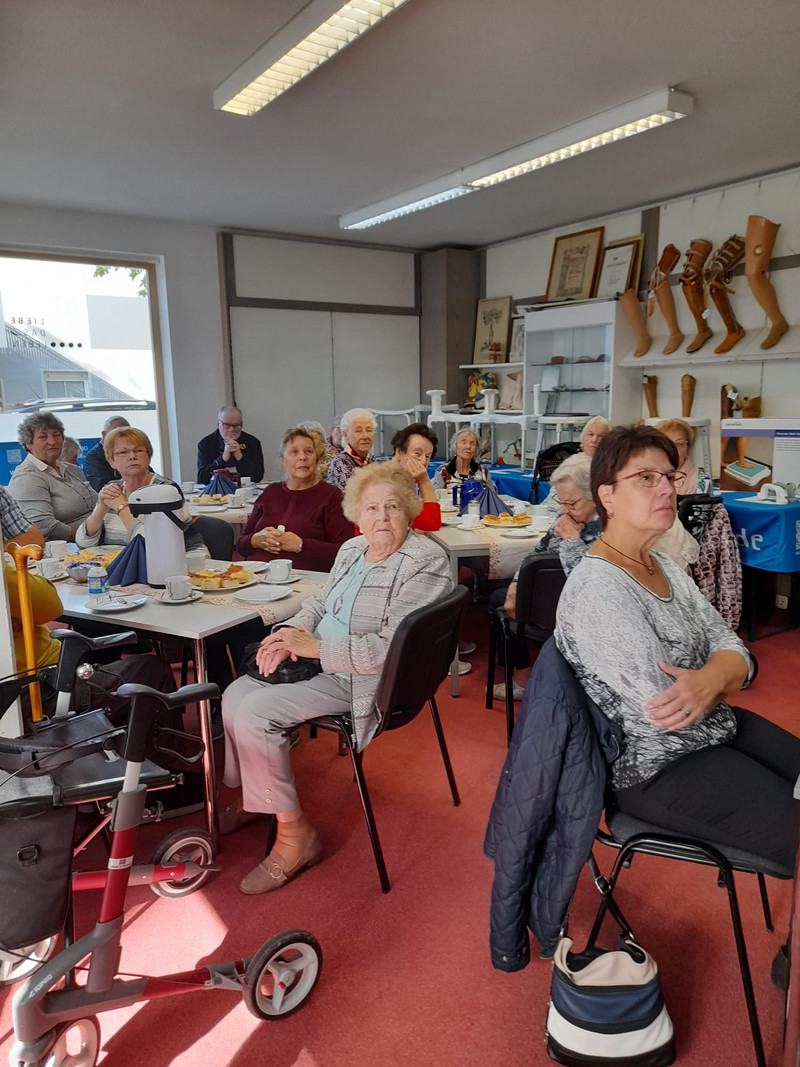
197;406;264;484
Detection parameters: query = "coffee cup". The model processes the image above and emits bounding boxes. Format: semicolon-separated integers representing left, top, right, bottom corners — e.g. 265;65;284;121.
512;501;528;516
240;477;252;487
181;480;196;494
38;557;63;579
270;559;292;581
164;574;192;600
460;514;480;530
225;493;236;506
185;550;206;574
46;539;67;560
234;487;251;506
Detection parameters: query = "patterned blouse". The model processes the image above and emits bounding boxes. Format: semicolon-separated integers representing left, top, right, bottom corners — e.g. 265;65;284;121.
555;551;749;790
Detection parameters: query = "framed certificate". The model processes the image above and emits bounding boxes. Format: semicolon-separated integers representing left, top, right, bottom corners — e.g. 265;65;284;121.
544;227;604;302
594;241;637;298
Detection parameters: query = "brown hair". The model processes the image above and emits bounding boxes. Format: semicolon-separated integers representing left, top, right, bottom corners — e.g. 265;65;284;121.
104;426;153;464
590;425;679;528
391;422;438;456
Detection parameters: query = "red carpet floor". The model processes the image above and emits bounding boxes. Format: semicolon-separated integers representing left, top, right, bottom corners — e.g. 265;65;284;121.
1;609;796;1066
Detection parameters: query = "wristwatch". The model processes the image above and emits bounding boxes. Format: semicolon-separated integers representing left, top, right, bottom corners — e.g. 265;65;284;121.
297;539;303;553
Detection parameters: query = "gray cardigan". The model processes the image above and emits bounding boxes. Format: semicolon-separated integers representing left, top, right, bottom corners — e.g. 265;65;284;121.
8;453;97;540
279;530;452;751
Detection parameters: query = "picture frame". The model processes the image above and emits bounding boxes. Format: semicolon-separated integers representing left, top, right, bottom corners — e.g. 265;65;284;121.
508;317;525;362
473;296;512;363
594;241;637;299
544;227;604;303
608;234;645;295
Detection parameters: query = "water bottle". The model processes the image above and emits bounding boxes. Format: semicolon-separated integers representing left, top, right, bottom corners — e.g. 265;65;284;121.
87;565;108;599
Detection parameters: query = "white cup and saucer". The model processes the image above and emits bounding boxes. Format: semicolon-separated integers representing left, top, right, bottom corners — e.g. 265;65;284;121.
163;574;195;603
38;557;64;579
460;514;480;530
45;539;68;561
268;559;293;582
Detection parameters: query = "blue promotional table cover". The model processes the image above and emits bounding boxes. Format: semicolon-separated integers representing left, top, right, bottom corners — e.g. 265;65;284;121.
722;491;800;573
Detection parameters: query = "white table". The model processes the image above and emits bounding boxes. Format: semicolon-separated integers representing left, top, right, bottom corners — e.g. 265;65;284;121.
55;572;326;841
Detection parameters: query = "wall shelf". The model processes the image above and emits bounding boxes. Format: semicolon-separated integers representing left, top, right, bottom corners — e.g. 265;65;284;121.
458;362;524;370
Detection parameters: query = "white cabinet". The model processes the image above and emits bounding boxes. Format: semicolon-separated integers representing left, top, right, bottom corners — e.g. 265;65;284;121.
523;300;640;425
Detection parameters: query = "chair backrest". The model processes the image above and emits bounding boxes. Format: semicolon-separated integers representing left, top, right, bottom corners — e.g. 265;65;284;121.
193;515;235;560
515;552;567;644
532;440;581;497
677;493;723;541
372;585;470;736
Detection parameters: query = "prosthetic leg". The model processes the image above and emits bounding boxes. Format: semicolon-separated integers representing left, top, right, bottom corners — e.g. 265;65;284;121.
745;215;789;350
648;244;684;354
681;374;696;418
643;374;658;419
679;239;713;353
705;235;746;354
619;288;651;358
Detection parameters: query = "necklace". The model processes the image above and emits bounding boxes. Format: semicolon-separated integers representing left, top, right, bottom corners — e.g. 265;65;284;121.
599;536;655;575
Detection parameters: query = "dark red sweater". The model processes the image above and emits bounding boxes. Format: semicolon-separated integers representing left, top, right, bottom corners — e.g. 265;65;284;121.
236;481;354;572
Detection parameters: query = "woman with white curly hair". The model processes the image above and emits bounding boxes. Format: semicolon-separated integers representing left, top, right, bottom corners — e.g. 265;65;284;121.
431;428;495;494
326;408;376;491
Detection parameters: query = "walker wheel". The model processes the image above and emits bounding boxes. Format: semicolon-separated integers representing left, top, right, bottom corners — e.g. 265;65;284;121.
149;827;216;898
0;935;57;987
39;1016;100;1067
243;930;322;1019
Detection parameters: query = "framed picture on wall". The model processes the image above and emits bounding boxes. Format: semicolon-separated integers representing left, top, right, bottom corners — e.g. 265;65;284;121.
594;234;645;297
473;296;512;363
544;227;604;302
508;317;525;361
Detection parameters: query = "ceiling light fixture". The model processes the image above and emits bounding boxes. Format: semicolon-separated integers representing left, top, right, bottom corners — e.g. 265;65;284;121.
214;0;410;116
340;88;693;229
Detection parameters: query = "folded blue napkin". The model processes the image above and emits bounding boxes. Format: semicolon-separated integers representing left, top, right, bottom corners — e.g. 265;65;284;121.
105;535;148;586
203;472;237;496
472;484;509;518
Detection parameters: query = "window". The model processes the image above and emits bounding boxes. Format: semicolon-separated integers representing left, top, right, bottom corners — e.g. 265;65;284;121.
43;371;88;399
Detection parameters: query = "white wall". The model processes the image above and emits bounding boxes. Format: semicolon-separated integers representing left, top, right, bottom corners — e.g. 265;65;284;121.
485;172;800;475
0;203;228;484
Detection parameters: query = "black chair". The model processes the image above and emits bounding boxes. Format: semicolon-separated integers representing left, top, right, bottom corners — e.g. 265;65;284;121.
589;803;791;1067
193;515;235;561
485;553;567;744
276;585;469;894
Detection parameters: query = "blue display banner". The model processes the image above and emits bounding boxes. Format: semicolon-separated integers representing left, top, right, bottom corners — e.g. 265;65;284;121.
722;492;800;573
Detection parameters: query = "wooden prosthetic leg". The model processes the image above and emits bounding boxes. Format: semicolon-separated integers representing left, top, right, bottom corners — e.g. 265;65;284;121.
679;239;713;353
648;243;684;354
706;235;746;354
643;374;658;419
745;215;789;350
619;288;651;358
681;374;696;418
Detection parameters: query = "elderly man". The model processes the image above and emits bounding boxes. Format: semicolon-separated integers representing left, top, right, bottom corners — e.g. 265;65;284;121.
83;416;130;491
0;485;44;552
325;408;376;491
197;406;264;484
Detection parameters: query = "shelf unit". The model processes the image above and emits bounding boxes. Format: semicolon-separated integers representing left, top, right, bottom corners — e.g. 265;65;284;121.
457;361;524;415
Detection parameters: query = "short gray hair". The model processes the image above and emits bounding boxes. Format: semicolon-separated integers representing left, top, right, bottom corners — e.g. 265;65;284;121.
449;428;479;458
342;463;422;525
103;415;130;432
297;420;326;438
580;416;611;445
340;408;376;440
551;453;592;499
18;412;65;449
60;436;82;462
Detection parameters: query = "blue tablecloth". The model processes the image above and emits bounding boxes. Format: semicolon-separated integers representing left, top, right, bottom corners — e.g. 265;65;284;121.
487;467;549;504
722;491;800;573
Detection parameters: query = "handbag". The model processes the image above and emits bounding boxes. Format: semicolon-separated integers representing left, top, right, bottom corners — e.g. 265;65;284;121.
546;859;675;1066
239;641;323;686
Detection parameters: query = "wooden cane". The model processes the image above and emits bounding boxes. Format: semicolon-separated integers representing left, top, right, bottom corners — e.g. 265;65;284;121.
8;542;45;723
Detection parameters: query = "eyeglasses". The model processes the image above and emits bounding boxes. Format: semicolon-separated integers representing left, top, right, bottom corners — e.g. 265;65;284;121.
613;469;687;490
113;448;148;459
554;497;583;511
219;421;242;431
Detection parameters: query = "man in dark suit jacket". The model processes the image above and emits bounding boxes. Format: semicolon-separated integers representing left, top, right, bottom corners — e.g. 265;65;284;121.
83;416;130;491
197;406;264;484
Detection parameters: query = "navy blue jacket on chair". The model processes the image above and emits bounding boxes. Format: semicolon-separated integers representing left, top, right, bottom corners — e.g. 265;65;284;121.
484;637;621;968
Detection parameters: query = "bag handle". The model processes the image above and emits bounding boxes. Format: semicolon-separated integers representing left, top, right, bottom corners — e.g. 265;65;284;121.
585;850;644;957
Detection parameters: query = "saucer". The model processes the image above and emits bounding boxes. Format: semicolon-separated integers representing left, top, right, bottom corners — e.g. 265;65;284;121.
265;575;300;584
159;591;203;604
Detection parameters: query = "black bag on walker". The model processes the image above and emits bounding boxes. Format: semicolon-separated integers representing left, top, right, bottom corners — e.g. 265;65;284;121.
0;802;76;948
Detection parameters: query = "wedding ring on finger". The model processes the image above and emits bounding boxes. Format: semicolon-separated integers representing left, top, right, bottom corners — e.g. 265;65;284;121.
681;708;690;718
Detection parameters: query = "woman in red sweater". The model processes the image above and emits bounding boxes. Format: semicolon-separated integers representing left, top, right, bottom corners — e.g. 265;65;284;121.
390;423;442;531
236;428;354;572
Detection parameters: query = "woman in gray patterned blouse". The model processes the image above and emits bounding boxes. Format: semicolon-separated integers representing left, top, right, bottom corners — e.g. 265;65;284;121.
555;424;800;870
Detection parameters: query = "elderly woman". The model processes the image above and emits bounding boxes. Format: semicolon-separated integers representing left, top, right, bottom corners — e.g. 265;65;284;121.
237;428;353;571
298;419;336;479
651;419;708;571
75;427;205;553
390;422;441;531
9;413;97;542
491;454;599;701
555;425;800;875
541;416;612;517
220;463;451;893
326;408;376;490
655;418;710;495
432;429;495;493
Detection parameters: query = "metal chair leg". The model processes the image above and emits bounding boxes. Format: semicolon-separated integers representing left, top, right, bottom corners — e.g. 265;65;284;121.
486;612;498;710
342;736;390;894
756;871;773;932
428;696;460;806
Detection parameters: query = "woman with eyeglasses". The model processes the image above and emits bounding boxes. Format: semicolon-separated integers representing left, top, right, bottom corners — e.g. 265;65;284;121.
9;412;97;542
75;427;205;553
555;425;800;874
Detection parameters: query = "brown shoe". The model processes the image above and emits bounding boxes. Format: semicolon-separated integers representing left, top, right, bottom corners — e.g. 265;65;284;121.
239;829;323;894
218;804;260;836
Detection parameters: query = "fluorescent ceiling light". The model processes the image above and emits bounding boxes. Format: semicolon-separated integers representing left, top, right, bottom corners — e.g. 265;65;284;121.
339;88;693;229
214;0;410;116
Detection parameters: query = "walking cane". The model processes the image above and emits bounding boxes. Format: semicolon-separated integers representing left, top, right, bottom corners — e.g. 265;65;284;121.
9;542;44;723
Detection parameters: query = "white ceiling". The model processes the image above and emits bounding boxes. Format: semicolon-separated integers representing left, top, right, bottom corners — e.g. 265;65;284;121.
2;0;799;251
